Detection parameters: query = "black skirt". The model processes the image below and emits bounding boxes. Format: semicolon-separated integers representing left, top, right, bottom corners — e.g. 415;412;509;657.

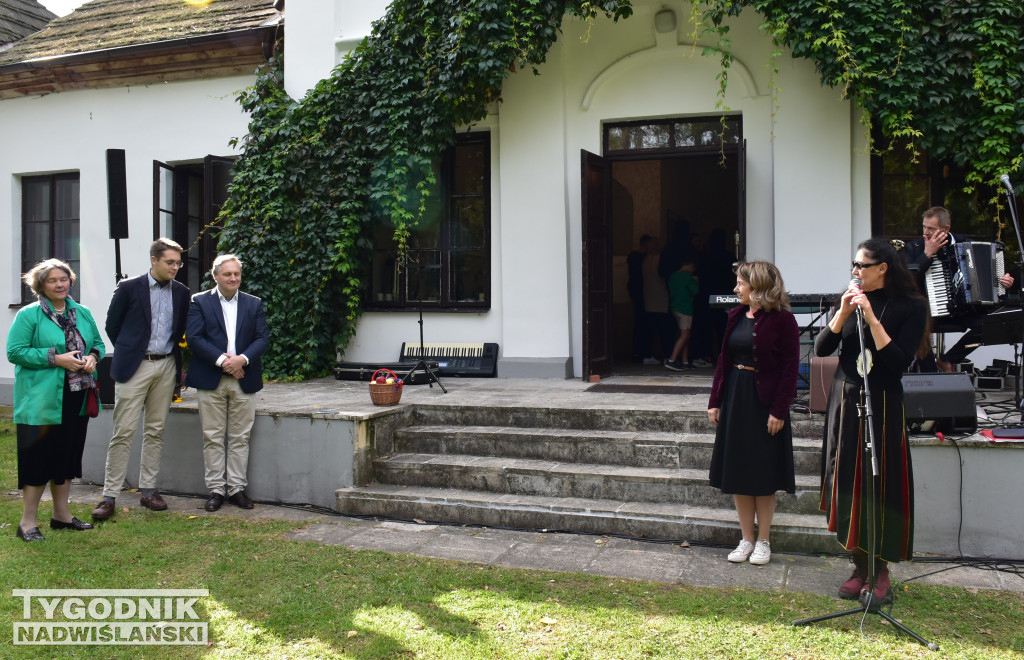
708;367;796;496
819;377;914;562
17;382;89;489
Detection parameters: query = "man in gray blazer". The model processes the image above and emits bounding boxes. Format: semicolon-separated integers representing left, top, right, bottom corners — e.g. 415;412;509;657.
185;255;268;511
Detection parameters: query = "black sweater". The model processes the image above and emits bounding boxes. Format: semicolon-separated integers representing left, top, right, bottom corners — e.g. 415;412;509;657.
814;290;927;390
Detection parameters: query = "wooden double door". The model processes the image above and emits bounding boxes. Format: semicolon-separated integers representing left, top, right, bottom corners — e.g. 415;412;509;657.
581;145;746;379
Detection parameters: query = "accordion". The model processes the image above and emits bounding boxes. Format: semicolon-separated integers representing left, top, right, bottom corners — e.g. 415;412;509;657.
925;241;1005;319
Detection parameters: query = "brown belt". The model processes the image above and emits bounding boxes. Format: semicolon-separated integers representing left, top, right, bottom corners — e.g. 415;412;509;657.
734;364;755;371
143;354;169;361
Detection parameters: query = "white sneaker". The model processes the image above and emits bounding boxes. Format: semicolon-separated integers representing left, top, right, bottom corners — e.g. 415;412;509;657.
749;540;771;565
642;357;660;365
727;539;754;563
692;358;712;368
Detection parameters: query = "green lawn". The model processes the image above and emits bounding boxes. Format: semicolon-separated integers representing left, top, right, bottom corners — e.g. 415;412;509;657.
1;418;1022;659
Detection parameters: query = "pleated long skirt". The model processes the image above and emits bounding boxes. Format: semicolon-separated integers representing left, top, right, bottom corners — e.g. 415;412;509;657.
819;377;914;562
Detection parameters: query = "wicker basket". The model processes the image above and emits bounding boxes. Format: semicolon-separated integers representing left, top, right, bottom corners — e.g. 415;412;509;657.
368;368;404;406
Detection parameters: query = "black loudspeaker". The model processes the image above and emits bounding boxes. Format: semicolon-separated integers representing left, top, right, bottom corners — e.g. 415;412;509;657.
902;373;977;433
106;149;129;239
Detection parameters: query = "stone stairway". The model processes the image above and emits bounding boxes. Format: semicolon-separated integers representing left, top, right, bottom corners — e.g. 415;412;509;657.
335;405;837;553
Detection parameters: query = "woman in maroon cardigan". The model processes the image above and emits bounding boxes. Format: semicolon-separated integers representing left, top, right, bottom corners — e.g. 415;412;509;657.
708;261;799;566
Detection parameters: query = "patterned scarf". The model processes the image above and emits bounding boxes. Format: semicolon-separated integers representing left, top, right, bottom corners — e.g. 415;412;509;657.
40;298;96;392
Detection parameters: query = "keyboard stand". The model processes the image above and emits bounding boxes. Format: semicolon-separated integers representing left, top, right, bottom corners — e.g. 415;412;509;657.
405;357;445;392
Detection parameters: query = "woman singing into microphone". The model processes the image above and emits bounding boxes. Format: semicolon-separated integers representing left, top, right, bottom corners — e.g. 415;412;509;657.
814;238;927;605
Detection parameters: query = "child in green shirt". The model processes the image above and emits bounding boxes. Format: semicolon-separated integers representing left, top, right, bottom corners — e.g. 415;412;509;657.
665;259;699;370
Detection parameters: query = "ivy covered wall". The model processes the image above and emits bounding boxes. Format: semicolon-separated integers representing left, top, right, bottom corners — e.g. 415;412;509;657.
219;0;1023;381
218;1;633;380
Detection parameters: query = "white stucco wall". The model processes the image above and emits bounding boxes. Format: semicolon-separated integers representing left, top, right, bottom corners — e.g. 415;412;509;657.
9;1;985;387
283;0;391;101
288;0;883;377
1;76;255;390
553;2;867;374
772;55;863;296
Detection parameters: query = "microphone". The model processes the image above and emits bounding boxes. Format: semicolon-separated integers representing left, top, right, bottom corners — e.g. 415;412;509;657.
1001;174;1015;195
850;278;863;318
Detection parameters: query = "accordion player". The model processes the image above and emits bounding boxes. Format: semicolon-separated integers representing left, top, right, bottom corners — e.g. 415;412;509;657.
923;240;1006;320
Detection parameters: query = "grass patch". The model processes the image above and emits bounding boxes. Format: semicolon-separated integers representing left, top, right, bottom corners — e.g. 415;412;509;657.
1;422;1023;658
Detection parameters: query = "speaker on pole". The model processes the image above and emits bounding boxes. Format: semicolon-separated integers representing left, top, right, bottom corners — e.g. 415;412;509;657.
106;148;129;240
902;372;977;433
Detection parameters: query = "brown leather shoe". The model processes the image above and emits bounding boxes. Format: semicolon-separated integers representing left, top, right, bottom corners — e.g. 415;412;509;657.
91;500;115;521
228;491;254;509
139;492;168;511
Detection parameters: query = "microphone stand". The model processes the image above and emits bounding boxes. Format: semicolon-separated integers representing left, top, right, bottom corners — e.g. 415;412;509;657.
404;258;446;393
1001;177;1024;410
795;291;937;651
113;238;127;284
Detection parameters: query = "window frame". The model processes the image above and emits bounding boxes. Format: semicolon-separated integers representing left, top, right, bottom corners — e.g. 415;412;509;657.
366;132;492;312
870;134;1008;254
19;172;81;305
603;116;743;156
153;156;235;293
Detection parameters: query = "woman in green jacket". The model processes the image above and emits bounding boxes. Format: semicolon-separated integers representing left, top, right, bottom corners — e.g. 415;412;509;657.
7;259;105;542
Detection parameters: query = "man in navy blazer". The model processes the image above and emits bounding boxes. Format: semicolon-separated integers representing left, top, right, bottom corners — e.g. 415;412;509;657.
92;238;191;521
185;254;268;511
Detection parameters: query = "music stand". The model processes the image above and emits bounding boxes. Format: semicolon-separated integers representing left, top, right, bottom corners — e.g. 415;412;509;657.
1001;177;1024;410
794;304;937;651
403;258;446;393
982;307;1024;410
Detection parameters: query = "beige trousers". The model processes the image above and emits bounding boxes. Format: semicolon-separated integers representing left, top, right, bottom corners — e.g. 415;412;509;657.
197;376;255;496
102;357;177;498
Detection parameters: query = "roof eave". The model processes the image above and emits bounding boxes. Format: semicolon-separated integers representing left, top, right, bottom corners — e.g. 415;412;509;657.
0;23;280;75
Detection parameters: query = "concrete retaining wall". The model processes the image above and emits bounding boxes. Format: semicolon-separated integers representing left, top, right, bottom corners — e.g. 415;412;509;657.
81;407;401;510
75;404;1024;559
912;440;1023;559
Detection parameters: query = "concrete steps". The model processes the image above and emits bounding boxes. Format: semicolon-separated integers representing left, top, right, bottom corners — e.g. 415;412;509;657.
336;484;837;553
373;452;824;515
335;407;835;553
390;425;823;475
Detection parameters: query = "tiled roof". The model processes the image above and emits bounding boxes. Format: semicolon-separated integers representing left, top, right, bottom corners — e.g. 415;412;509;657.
0;0;279;64
0;0;57;46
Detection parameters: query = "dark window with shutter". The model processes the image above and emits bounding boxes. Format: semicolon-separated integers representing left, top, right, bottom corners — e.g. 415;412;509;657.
21;173;80;303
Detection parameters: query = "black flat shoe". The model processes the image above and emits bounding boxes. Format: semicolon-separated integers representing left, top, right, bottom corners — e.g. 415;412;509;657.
50;517;94;531
16;526;44;542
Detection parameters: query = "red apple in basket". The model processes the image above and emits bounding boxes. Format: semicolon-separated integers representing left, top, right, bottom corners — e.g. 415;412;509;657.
375;376;386;384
